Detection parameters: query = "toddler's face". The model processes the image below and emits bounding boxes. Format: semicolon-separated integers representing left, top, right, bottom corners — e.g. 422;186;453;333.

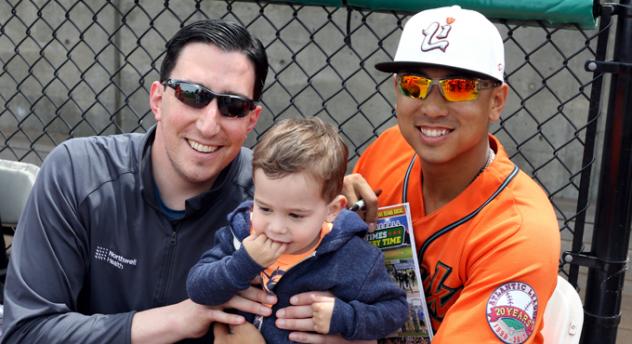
251;168;340;255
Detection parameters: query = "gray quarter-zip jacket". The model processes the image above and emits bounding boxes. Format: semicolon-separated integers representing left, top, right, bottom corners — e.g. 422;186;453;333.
1;127;253;344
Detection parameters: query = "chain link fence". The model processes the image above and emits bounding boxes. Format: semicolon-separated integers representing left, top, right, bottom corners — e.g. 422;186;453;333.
0;0;610;286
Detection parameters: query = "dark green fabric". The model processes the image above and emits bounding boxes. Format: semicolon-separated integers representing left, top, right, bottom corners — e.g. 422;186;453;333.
267;0;597;29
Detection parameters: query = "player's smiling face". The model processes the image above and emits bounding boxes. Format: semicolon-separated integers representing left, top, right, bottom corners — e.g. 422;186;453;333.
395;67;506;167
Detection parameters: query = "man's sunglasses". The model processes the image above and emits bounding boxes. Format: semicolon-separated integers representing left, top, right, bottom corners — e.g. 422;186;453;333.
397;74;501;102
163;79;256;118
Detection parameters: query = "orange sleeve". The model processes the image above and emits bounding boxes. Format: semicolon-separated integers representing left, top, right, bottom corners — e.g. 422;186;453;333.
432;187;560;343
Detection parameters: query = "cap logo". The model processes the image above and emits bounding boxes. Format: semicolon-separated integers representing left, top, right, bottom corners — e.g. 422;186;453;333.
420;18;453;52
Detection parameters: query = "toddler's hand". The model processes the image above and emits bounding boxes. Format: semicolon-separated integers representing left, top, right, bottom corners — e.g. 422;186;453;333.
242;233;287;267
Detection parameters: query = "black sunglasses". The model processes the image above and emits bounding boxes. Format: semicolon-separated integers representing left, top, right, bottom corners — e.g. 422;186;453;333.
163;79;256;118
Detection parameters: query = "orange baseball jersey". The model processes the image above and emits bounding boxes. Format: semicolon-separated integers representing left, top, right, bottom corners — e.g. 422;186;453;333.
354;126;560;343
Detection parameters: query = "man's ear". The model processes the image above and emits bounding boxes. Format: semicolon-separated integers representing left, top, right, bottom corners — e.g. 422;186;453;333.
488;83;509;122
326;195;347;223
246;105;262;133
149;81;164;122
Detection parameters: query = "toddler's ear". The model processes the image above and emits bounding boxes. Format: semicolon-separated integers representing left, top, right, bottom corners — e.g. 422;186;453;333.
326;195;347;223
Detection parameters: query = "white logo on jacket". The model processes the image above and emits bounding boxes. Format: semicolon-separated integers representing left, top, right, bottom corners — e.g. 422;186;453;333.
94;246;137;270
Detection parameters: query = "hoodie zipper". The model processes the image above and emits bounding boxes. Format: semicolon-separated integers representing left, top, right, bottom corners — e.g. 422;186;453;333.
253;251;318;330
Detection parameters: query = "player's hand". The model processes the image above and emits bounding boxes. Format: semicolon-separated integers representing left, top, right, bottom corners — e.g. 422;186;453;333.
311;294;335;334
275;292;336;334
213;322;266;344
276;291;331;334
342;174;380;232
242;232;287;267
275;291;375;343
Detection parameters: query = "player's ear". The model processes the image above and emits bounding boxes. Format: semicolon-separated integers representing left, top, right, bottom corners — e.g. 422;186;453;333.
488;83;508;122
325;195;347;223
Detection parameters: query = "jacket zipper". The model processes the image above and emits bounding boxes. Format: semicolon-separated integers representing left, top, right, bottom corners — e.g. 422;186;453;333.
156;226;178;305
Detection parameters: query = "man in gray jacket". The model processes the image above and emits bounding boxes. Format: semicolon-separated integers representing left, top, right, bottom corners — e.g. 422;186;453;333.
1;19;273;343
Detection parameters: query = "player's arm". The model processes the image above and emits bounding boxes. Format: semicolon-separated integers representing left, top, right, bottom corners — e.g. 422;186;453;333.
432;220;559;343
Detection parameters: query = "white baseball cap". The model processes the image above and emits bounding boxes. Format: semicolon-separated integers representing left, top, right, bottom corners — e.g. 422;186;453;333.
375;5;505;82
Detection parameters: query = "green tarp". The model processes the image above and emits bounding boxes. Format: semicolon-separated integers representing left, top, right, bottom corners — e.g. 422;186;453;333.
268;0;597;29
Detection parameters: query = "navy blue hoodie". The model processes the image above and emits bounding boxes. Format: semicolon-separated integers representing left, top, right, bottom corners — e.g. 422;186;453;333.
187;200;408;342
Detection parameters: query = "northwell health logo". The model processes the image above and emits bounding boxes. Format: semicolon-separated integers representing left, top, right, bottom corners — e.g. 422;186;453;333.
94;246;137;270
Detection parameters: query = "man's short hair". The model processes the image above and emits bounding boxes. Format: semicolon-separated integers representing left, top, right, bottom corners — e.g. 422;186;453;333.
253;118;348;202
160;19;268;101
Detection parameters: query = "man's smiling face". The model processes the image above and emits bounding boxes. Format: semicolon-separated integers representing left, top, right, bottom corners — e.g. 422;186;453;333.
150;42;260;190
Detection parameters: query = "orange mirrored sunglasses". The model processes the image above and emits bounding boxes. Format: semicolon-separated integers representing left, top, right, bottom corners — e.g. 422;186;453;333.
397;74;501;102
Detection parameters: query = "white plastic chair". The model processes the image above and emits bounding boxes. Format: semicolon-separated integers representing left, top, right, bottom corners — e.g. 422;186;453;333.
0;159;39;336
0;159;39;279
542;275;584;344
0;159;40;226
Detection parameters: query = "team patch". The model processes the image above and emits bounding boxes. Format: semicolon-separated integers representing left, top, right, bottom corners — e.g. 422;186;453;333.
486;281;538;343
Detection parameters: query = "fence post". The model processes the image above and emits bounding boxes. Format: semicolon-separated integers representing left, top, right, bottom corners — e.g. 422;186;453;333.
581;0;632;343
